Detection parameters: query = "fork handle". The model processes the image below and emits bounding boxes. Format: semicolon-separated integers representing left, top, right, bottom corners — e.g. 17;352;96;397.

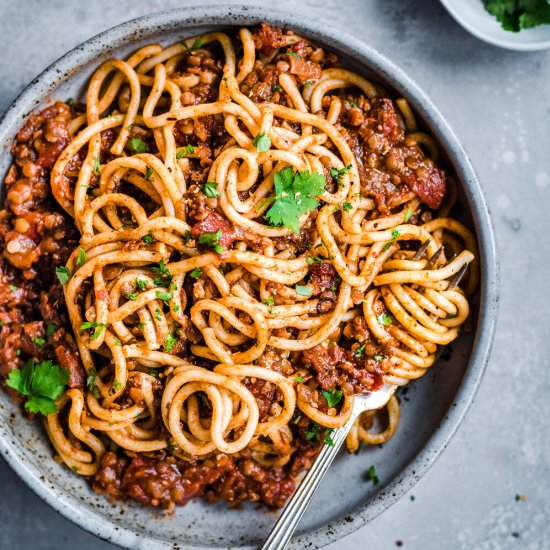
261;412;358;550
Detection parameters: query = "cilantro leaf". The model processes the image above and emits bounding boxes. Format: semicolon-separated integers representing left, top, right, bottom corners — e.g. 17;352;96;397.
377;313;393;327
354;344;366;358
190;267;202;279
324;428;335;446
6;359;69;415
46;323;58;337
366;464;379;484
188;38;204;51
142;234;155;245
294;376;304;383
484;0;550;32
342;202;353;212
198;230;223;253
329;164;352;185
55;266;71;285
155;290;173;303
164;333;178;352
295;285;312;297
127;138;147;154
204;181;220;198
252;132;272;152
322;388;343;407
76;248;87;267
80;321;108;340
93;156;101;176
264;167;326;233
382;228;400;251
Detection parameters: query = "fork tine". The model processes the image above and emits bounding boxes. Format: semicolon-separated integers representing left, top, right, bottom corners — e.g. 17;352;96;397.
426;245;444;268
413;239;431;261
447;264;468;290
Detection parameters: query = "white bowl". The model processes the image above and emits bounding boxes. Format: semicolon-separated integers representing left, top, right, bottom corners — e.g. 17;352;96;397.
440;0;550;50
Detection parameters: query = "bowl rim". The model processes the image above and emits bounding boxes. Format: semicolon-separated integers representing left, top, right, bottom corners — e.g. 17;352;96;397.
0;5;500;549
439;0;550;51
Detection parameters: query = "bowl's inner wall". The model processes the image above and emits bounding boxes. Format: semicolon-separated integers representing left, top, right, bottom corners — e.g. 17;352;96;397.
0;19;480;549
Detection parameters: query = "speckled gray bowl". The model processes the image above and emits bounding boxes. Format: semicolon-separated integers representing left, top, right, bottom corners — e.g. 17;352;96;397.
0;6;499;550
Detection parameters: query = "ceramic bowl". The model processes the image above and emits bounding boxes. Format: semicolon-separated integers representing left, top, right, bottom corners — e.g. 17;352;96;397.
0;6;499;549
440;0;550;51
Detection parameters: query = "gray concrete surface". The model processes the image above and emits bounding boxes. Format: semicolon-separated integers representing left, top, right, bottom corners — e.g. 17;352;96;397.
0;0;548;548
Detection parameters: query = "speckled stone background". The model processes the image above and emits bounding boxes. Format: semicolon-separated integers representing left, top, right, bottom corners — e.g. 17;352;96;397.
0;0;548;548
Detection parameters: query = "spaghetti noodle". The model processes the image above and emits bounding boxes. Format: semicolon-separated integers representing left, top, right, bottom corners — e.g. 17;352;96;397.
0;23;477;510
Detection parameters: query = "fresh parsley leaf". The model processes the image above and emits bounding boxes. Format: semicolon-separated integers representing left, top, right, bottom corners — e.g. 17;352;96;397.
382;228;400;251
306;256;323;265
80;321;108;340
324;428;335;446
272;85;282;92
155;290;172;303
177;144;195;158
190;267;202;279
127;138;147;154
198;230;223;254
113;380;123;391
404;207;413;222
135;278;148;291
93;156;101;176
144;167;154;181
374;354;383;361
125;291;138;301
294;376;304;383
342;202;353;212
152;259;172;286
76;248;87;267
32;337;45;348
484;0;550;32
322;388;343;407
252;132;272;152
55;266;71;285
264;167;326;233
306;422;320;441
46;324;58;338
329;164;352;184
295;285;312;297
263;297;275;306
204;181;220;198
377;313;393;327
142;234;155;245
354;344;366;358
164;333;178;352
87;372;100;398
367;464;379;484
6;359;69;415
188;37;204;51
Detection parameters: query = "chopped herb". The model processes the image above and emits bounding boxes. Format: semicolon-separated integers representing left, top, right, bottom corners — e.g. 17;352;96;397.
404;207;413;222
15;349;21;356
354;344;366;358
366;465;379;484
137;322;145;331
32;337;45;348
342;202;353;212
149;369;158;377
293;414;302;424
324;428;335;446
65;98;74;106
55;266;71;285
113;380;122;391
127;138;147;154
152;259;172;286
304;81;313;88
6;359;69;415
142;234;155;245
46;324;58;338
447;312;458;319
373;354;383;361
306;422;320;441
113;336;122;346
155;308;162;321
80;321;108;340
145;167;154;181
9;284;17;292
164;333;178;352
125;291;138;301
252;132;272;152
188;37;204;51
484;0;550;32
329;164;352;184
172;304;180;312
263;297;275;307
76;248;87;267
135;278;148;291
203;181;220;198
515;494;527;502
322;388;343;407
377;313;393;327
263;166;326;233
190;267;202;279
155;290;173;303
198;230;223;254
294;376;304;383
295;285;312;297
410;495;415;501
87;372;100;398
93;156;101;176
286;52;302;58
382;228;400;252
272;85;282;92
177;144;194;158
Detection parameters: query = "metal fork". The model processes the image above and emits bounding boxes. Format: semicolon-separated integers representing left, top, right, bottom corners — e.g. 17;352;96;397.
261;384;396;550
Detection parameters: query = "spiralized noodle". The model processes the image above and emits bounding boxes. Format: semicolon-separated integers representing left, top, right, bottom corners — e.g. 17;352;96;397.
37;25;477;503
